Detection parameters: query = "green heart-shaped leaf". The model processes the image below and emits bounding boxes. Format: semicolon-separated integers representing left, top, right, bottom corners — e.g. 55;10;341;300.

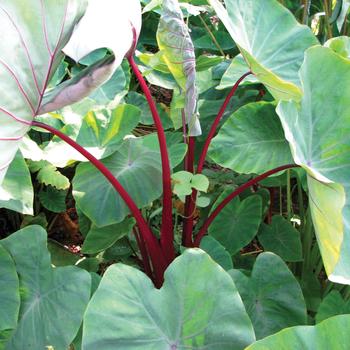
276;46;350;284
208;0;318;100
258;216;302;262
83;249;255;349
73;135;187;227
209;102;293;175
246;315;350;349
209;193;262;255
0;225;91;350
229;252;307;339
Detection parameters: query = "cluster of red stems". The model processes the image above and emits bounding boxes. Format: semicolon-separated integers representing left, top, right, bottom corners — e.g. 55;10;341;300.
32;55;297;288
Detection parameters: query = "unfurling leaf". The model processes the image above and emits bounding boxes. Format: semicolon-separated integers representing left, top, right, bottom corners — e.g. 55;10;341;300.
157;0;202;136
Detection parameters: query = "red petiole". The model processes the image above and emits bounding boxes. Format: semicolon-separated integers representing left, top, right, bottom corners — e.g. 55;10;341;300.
33;61;293;287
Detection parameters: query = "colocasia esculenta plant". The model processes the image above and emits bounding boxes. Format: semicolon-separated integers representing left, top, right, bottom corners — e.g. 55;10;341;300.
1;0;350;348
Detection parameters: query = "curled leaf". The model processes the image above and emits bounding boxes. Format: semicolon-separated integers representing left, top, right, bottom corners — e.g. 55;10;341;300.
157;0;202;136
0;0;87;184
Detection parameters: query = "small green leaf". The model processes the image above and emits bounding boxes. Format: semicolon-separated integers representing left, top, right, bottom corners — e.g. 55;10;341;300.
172;171;193;196
37;165;70;190
191;174;209;192
39;186;67;213
209;193;262;255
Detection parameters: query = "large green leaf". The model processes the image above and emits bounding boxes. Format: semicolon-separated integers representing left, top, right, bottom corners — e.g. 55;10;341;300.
217;55;258;90
157;0;201;136
82;249;255;349
258;215;302;262
43;104;141;167
246;315;350;349
276;46;350;284
209;193;262;255
0;245;19;332
229;253;307;340
0;0;87;183
73;135;187;227
209;102;293;175
208;0;318;100
0;226;91;350
0;151;33;215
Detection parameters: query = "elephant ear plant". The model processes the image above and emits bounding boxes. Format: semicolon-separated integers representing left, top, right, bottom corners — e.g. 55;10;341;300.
1;0;350;348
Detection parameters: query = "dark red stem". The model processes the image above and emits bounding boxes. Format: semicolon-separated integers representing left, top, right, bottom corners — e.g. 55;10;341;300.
182;72;252;246
193;164;299;246
133;227;152;278
32;120;166;287
197;71;252;173
128;56;175;264
182;137;196;247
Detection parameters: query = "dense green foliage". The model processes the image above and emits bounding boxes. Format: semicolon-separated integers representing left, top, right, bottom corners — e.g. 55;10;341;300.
0;0;350;348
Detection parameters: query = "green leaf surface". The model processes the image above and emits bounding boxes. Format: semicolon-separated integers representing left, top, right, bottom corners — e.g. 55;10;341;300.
217;55;258;90
209;194;262;255
82;218;136;254
246;315;350;349
229;252;307;340
325;36;350;59
44;104;141;167
199;236;233;270
47;240;80;267
276;46;350;284
74;135;186;227
83;249;255;349
172;170;194;196
0;245;19;332
37;164;70;190
0;151;33;215
157;0;201;136
0;0;87;183
258;215;302;262
316;291;350;324
209;102;293;175
192;174;209;192
125;91;172;128
208;0;318;100
38;186;67;213
0;226;91;350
